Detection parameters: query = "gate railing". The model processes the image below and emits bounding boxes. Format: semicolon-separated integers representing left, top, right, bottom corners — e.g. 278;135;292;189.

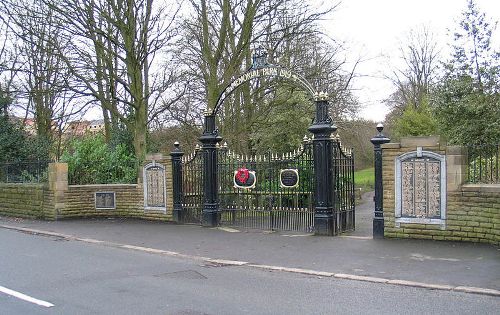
179;145;204;224
0;160;52;183
332;140;355;234
217;141;315;232
171;137;355;234
467;143;500;184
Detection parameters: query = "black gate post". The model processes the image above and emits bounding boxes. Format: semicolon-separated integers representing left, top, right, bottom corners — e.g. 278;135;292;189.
308;92;336;236
170;141;184;223
199;110;222;227
370;123;390;239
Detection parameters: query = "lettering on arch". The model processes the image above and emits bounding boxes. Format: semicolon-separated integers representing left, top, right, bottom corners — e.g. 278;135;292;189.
213;66;315;115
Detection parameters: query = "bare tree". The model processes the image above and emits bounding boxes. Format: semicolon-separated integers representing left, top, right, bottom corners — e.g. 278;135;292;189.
0;0;87;159
172;0;356;152
45;0;183;160
385;27;439;111
0;19;18;116
0;0;184;160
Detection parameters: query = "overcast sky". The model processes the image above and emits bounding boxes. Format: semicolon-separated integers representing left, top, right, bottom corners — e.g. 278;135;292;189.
316;0;500;122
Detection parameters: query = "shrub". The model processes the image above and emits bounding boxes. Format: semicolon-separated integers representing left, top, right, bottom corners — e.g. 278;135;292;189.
61;135;137;184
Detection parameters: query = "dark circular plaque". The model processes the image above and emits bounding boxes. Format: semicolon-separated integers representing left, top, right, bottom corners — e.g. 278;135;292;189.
280;169;299;188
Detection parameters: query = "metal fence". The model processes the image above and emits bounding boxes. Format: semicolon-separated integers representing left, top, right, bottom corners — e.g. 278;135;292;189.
67;160;139;185
467;144;500;184
177;138;356;234
181;148;204;224
217;142;315;233
0;160;52;183
332;142;355;234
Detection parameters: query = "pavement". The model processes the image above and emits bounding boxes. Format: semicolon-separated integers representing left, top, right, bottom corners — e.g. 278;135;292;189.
1;192;499;296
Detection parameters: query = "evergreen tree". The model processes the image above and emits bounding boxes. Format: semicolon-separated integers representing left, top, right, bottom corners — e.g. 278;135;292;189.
432;0;500;145
448;0;499;90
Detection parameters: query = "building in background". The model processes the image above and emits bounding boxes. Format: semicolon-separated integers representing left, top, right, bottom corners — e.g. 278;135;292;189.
63;119;104;137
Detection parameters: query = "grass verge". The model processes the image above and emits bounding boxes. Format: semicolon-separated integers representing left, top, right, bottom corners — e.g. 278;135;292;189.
354;168;374;192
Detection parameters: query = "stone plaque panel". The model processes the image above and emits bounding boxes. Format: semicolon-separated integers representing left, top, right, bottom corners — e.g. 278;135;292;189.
95;192;116;210
400;157;441;219
143;162;166;212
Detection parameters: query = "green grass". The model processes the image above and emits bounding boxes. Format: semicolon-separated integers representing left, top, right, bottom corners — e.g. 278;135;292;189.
354;167;374;190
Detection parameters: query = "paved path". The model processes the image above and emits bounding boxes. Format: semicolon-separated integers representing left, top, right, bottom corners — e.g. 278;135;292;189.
1;192;499;294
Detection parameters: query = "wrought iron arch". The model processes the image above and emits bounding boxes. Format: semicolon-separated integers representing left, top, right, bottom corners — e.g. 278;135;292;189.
211;50;317;116
196;48;345;236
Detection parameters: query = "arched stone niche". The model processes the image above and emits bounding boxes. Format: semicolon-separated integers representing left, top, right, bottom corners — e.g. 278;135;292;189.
143;161;167;212
395;147;446;227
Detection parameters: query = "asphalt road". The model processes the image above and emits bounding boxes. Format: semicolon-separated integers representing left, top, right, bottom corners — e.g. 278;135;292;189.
1;229;499;315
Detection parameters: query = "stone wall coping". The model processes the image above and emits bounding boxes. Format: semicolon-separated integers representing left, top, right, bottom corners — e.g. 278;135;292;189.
68;184;139;188
446;145;467;155
400;136;441;148
0;182;46;187
146;153;164;160
381;143;401;149
461;184;500;193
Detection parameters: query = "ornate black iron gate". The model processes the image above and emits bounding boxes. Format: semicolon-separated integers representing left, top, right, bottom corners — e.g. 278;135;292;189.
217;141;315;232
180;146;203;224
170;51;355;235
332;142;355;234
172;136;355;234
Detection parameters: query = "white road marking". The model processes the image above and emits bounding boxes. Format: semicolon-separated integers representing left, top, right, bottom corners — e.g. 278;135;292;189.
214;227;240;233
410;253;461;262
0;285;54;308
339;235;373;240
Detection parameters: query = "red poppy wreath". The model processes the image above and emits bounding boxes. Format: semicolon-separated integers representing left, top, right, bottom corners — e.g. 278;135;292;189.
235;168;250;183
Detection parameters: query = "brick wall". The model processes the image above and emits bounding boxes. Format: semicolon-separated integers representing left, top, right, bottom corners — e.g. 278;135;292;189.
57;184;172;221
0;154;174;222
382;137;500;245
0;183;51;219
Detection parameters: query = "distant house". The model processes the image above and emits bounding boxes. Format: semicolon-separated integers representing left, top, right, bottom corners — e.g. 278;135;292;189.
64;119;105;137
87;119;105;134
9;116;105;138
8;117;37;135
65;121;90;136
22;118;37;135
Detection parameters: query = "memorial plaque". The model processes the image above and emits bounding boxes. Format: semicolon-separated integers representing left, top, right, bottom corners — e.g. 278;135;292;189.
95;192;116;210
143;162;166;211
280;169;299;188
400;157;441;219
233;168;256;189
